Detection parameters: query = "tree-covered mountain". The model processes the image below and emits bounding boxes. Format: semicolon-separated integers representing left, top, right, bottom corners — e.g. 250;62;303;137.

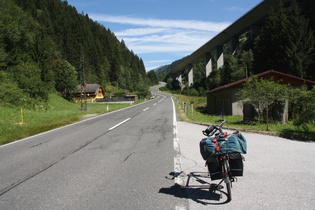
157;0;315;95
153;59;183;82
0;0;148;108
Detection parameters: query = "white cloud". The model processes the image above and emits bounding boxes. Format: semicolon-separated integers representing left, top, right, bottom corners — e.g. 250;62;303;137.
127;43;196;54
147;59;173;64
118;28;215;54
145;59;175;71
89;13;231;69
115;28;169;36
90;14;230;32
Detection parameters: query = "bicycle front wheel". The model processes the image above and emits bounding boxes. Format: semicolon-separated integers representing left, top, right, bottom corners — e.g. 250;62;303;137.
223;159;232;201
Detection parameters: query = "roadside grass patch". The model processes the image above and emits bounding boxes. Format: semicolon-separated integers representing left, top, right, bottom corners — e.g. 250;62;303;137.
0;94;134;145
172;94;315;141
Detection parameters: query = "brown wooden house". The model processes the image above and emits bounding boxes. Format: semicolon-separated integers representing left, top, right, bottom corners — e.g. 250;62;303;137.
74;84;105;103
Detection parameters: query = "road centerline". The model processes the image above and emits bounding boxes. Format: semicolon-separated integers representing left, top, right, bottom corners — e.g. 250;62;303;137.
143;107;149;112
108;118;131;131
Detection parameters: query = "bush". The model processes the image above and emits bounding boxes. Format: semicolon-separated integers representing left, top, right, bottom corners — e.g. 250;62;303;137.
187;88;199;96
289;86;315;130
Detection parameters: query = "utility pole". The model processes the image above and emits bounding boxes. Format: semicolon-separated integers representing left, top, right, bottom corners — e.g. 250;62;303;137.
80;52;87;111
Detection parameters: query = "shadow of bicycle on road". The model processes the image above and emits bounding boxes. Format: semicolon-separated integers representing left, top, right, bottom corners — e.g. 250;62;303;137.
159;171;230;205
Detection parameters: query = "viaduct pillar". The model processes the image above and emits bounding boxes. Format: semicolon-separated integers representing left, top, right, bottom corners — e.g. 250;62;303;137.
216;45;224;69
231;36;239;55
177;74;182;89
205;53;212;78
187;63;193;87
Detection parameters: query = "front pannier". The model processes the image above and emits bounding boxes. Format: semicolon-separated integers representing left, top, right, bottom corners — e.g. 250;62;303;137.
199;133;247;160
217;133;247;154
229;153;244;176
199;137;217;160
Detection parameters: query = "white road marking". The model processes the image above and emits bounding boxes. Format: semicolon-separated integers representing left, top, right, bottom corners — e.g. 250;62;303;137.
143;107;149;112
172;97;186;209
158;95;166;103
172;97;184;186
108;118;131;131
0;100;153;149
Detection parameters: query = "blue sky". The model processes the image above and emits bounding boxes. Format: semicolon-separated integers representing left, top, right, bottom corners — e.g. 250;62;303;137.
66;0;263;71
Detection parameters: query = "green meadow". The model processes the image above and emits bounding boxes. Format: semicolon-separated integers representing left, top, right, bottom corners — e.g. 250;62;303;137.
0;94;134;145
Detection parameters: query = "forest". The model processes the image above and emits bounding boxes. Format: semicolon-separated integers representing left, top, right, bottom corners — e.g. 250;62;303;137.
158;0;315;96
0;0;156;109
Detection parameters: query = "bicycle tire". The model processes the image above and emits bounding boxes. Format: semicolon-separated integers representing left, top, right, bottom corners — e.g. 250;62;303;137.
223;159;232;201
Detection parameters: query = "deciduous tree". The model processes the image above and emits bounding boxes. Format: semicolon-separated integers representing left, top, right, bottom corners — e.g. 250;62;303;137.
237;77;288;130
52;59;78;100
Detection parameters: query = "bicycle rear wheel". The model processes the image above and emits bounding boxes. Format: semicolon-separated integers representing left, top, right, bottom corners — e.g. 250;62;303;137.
223;159;232;201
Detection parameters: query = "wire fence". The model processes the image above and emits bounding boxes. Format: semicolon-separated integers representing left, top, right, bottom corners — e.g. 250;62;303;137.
173;96;195;120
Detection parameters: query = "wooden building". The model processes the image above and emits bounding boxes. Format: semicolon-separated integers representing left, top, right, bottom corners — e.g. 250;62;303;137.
206;70;315;120
74;84;105;103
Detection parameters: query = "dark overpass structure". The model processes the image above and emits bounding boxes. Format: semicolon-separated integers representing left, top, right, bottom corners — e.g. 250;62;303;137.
170;0;291;87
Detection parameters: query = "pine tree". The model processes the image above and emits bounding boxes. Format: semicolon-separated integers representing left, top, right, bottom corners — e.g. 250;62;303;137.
253;1;315;78
147;70;159;85
284;1;315;78
3;0;149;105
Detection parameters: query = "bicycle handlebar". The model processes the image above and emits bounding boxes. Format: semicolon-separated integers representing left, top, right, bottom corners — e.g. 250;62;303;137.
202;120;226;137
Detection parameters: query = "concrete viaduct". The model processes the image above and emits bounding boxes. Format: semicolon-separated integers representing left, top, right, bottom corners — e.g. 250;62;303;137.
170;0;291;87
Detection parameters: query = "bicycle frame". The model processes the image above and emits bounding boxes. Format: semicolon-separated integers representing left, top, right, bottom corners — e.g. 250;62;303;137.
220;155;230;182
217;154;232;201
202;120;237;201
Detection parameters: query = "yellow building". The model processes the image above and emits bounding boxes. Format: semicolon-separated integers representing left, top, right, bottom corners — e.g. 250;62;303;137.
74;84;105;103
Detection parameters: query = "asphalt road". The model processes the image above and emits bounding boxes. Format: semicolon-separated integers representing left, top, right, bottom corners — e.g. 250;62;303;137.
177;122;315;209
0;84;188;209
1;84;314;210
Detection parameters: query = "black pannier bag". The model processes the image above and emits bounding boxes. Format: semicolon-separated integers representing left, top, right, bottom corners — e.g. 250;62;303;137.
229;153;244;176
206;156;222;180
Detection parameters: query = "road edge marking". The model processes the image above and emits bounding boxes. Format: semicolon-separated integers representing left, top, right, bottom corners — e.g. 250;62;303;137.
172;97;184;186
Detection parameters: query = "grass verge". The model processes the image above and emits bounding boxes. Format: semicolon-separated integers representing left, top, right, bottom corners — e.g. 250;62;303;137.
0;94;140;145
172;94;315;141
1;93;314;145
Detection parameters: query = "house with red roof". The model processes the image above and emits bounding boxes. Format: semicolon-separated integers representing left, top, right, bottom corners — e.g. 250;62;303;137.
206;70;315;121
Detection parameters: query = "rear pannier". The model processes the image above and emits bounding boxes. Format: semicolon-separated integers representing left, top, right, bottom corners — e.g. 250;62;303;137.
229;153;244;176
206;156;222;180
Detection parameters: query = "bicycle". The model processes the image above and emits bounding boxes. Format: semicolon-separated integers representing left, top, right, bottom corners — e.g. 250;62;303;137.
201;120;243;201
